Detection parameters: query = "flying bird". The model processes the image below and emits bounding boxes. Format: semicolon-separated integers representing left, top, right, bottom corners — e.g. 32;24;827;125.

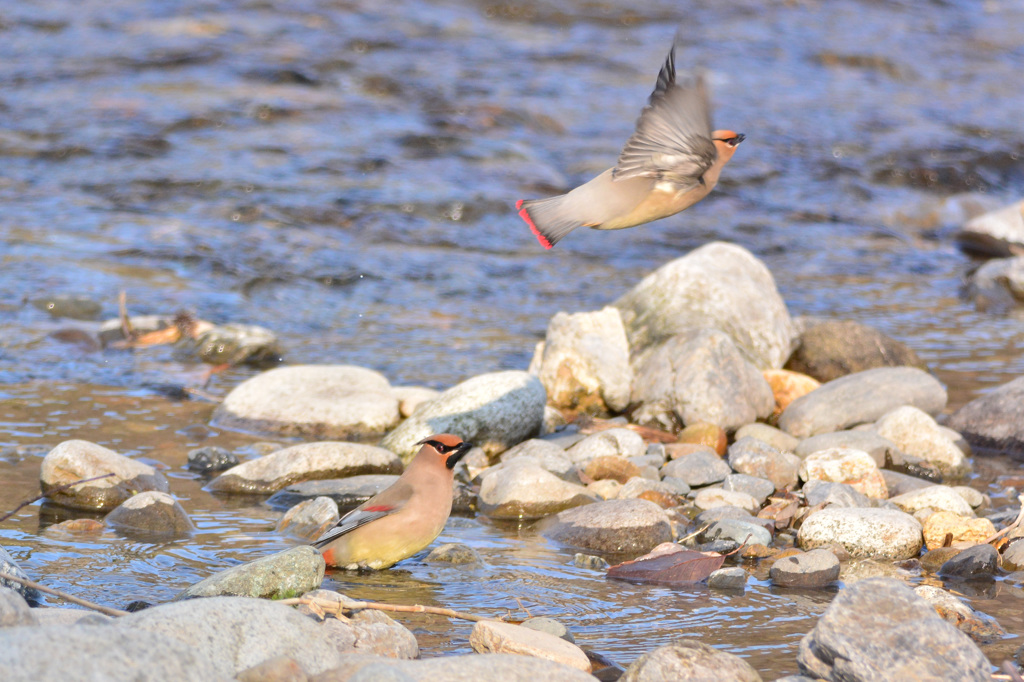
312;434;472;569
516;36;744;249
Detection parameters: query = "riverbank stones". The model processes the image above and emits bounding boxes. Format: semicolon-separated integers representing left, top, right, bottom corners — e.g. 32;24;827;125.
381;370;546;461
889;485;975;517
207;442;402;494
797;577;990;681
213;365;400;440
778;367;947;439
175;546;324;600
105;491;194;538
661;450;731;487
874;406;970;478
799;448;887;499
613;241;797;370
938;544;999;581
798;508;923;559
276;496;339;540
727;437;801;490
784;319;926;383
40;440;169;511
543;499;672;554
565;428;646;464
956;198;1024;256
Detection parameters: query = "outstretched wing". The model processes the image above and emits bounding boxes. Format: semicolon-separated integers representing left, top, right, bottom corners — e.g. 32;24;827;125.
613;38;716;187
312;484;410;548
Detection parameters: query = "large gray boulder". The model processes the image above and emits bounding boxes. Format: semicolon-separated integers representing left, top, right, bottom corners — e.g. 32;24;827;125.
613;242;797;369
778;367;947;439
381;371;546;461
207;442;402;494
529;307;632;415
212;365;400;440
40;440;169;511
947;375;1024;458
797;578;990;680
630;329;775;431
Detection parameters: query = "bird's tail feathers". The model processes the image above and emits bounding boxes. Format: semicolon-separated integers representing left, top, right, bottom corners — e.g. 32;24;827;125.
516;197;580;249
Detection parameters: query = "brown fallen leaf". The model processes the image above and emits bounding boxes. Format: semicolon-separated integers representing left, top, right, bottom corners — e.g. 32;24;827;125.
758;497;799;531
607;545;725;585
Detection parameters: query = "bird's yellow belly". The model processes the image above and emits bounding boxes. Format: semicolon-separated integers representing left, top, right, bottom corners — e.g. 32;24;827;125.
323;519;446;570
596;183;710;231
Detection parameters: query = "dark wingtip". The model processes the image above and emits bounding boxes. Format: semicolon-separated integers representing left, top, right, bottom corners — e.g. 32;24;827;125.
516;199;554;250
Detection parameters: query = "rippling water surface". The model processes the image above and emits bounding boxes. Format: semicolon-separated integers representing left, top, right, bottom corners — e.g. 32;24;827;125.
2;0;1024;677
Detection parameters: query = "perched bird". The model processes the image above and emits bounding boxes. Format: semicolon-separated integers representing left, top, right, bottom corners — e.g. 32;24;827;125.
516;36;744;249
312;434;472;569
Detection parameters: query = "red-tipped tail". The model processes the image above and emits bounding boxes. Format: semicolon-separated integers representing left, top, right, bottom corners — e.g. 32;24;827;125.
516;199;553;250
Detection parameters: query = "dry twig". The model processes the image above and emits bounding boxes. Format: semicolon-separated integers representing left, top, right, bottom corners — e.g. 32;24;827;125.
277;596;494;623
0;473;116;524
985;493;1024;545
0;571;128;617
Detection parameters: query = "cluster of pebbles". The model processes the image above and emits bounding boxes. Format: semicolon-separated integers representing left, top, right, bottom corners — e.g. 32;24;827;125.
4;240;1024;681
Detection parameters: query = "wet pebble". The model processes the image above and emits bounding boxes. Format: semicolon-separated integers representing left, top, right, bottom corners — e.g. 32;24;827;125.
572;553;609;570
797;578;990;681
105;491;195;539
702;519;772;547
543;499;672;554
381;370;545;460
947;375;1024;458
937;543;999;581
1001;539;1024;571
186;446;238;474
0;547;40;603
40;440;169;511
769;549;840;588
424;543;481;565
778;367;947;439
520;617;574;644
213;365;400;441
708;566;748;590
914;585;1006;644
207;442;402;495
469;620;590;672
175;546;324;600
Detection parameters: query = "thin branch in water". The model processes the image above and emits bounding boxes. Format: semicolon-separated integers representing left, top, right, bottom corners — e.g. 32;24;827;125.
0;571;128;617
0;473;116;524
986;493;1024;545
277;596;495;623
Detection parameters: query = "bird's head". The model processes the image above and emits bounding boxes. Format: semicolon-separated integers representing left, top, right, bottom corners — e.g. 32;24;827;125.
416;434;473;470
712;130;745;162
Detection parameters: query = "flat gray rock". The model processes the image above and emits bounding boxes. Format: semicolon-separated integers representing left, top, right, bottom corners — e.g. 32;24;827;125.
801;480;870;508
565;428;646;464
213;365;400;440
630;328;775;431
770;549;840;588
207;442;402;494
613;241;796;370
0;624;229;681
797;578;990;681
722;474;778;505
708;567;748;590
175;546;324;600
266;475;400;511
322;653;598;682
543;499;672;555
424;543;482;565
381;371;546;461
105;491;195;539
477;462;594;520
798;508;923;560
947;375;1024;458
530;306;633;414
620;638;763;682
120;596;352;678
778;367;947;439
40;440;169;511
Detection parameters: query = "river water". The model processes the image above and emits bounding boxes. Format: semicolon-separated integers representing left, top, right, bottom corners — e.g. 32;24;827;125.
2;0;1024;677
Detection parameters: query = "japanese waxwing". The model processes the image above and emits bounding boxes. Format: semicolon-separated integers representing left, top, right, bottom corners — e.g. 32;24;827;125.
312;434;472;569
516;35;744;248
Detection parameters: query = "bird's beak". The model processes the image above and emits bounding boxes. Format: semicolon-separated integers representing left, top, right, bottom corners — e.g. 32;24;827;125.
446;442;473;470
735;133;746;144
